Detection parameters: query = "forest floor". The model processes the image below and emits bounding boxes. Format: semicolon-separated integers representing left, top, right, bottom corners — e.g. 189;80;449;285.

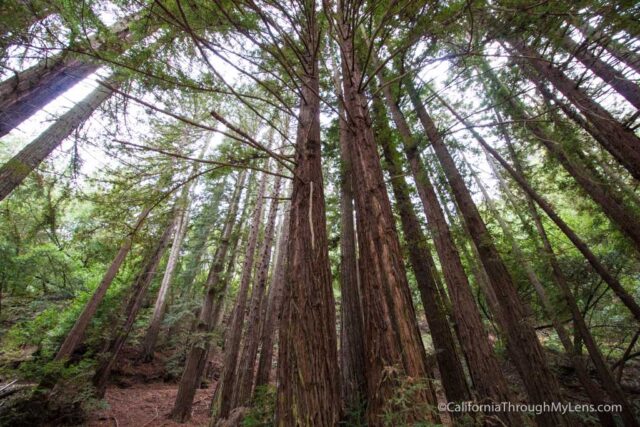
88;347;222;427
82;334;640;427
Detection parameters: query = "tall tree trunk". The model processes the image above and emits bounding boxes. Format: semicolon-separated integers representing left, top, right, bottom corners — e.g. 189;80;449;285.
331;58;367;415
492;142;639;427
178;179;230;301
216;171;269;420
465;114;640;323
93;218;175;396
506;38;640;181
0;16;137;137
448;74;640;260
254;199;290;390
373;92;470;404
468;154;621;426
170;170;247;423
336;24;439;425
556;31;640;110
0;58;99;138
407;79;570;427
141;182;193;361
54;205;151;361
0;81;113;201
571;18;640;75
372;76;519;424
276;7;340;422
233;169;282;408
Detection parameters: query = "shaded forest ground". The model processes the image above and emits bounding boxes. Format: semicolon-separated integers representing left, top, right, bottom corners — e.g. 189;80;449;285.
84;330;640;426
88;347;220;427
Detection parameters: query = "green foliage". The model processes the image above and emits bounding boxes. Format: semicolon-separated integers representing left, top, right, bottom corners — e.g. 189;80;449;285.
242;385;276;427
380;370;442;427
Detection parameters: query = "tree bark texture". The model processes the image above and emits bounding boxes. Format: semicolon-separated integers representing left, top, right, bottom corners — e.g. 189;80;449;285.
93;218;175;396
0;81;113;201
54;205;152;361
170;170;247;423
275;9;340;421
407;79;570;427
336;24;439;424
507;38;640;181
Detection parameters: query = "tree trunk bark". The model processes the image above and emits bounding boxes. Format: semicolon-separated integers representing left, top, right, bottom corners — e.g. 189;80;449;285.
0;81;113;201
337;29;439;424
179;178;231;302
494;141;639;427
141;182;193;361
407;79;570;427
232;169;282;408
507;38;640;182
0;57;99;138
275;8;340;421
557;31;640;110
373;77;520;424
216;171;269;420
54;205;152;361
330;57;367;415
93;218;175;396
571;18;640;75
373;92;470;404
170;170;247;423
466;115;640;323
254;198;290;390
450;74;640;259
471;153;620;425
0;16;137;137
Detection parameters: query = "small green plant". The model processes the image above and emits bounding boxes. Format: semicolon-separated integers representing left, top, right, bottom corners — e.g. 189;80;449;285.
242;384;276;427
380;368;442;427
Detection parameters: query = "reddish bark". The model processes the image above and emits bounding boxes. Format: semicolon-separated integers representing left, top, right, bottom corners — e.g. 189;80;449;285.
54;205;151;361
170;170;247;423
233;170;282;408
254;200;290;389
508;38;640;181
408;80;570;427
275;7;340;421
93;219;175;396
336;23;439;424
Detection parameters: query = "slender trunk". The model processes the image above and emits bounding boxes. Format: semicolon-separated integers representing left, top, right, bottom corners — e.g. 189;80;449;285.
54;205;151;361
179;179;230;301
373;76;519;424
141;184;192;361
337;29;439;425
407;79;570;427
0;57;99;138
170;170;247;423
373;92;470;404
507;38;640;181
331;58;367;414
494;143;639;427
276;13;340;422
0;81;113;201
217;171;268;420
449;75;640;259
557;32;640;110
0;16;137;137
93;219;175;396
467;116;640;322
254;199;290;389
233;170;282;408
469;154;620;426
571;18;640;75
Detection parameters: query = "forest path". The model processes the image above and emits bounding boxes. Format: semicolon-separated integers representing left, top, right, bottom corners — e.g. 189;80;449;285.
89;383;214;427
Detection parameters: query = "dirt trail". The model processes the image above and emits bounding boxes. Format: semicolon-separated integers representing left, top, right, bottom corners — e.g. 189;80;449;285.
89;383;214;427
